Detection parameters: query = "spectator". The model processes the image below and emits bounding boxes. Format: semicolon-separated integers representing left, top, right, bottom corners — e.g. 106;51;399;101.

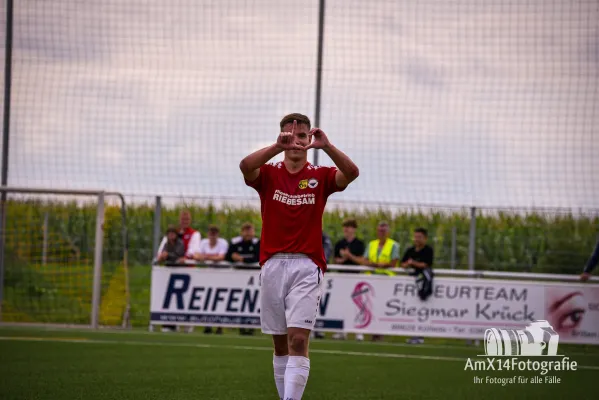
332;218;366;340
194;225;229;263
154;211;200;334
360;221;399;341
361;221;400;274
156;209;201;262
194;224;229;335
322;232;333;263
313;232;334;339
580;239;599;281
333;219;366;270
156;225;186;265
226;222;260;336
401;227;434;345
226;222;260;265
154;225;186;333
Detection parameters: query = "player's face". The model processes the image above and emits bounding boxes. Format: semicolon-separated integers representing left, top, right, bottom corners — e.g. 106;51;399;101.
282;122;311;161
167;232;177;242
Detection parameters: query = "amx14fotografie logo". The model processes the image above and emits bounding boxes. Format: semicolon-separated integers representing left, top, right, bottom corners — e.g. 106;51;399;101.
464;320;578;386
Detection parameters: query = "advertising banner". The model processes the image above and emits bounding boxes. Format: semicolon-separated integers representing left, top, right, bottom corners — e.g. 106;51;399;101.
149;267;599;344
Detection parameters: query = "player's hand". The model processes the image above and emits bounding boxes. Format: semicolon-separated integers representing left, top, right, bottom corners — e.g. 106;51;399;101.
232;253;244;262
276;120;306;151
306;128;330;150
580;272;591;281
339;248;349;258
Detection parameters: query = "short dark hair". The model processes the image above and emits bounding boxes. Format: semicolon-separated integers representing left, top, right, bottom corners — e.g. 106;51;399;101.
207;224;219;234
415;228;428;237
166;225;178;235
241;222;253;231
280;113;311;130
342;218;357;228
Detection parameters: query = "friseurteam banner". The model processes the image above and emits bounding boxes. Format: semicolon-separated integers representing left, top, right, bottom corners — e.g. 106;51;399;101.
149;266;599;344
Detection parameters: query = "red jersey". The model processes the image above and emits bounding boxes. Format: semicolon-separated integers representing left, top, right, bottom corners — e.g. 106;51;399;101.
245;161;344;272
179;227;198;254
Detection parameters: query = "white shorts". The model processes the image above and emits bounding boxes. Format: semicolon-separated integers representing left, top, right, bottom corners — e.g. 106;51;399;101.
259;253;323;335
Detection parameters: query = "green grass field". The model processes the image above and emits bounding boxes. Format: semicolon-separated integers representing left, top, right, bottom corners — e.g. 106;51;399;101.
0;326;597;399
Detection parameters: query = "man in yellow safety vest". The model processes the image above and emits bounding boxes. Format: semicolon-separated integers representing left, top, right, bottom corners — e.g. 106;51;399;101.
360;221;400;275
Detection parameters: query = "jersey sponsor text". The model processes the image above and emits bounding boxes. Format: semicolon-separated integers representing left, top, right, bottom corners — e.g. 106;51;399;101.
272;190;316;205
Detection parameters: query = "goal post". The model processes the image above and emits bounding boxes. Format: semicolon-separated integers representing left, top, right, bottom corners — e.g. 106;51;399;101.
0;186;129;329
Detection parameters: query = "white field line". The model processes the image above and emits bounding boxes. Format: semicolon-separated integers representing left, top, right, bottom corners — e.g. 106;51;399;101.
1;336;598;370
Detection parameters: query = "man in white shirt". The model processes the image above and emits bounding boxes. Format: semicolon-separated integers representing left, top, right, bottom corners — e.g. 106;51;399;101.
194;224;229;335
194;225;229;263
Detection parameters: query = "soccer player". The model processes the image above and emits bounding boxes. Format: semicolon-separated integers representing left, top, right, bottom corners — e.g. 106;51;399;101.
239;113;359;400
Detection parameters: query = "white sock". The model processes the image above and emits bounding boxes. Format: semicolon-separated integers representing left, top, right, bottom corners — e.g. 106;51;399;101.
273;355;288;400
284;356;310;400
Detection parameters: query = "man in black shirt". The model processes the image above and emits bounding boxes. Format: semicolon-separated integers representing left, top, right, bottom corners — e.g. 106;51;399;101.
332;219;366;341
333;219;366;270
225;222;260;265
226;222;260;335
401;227;434;344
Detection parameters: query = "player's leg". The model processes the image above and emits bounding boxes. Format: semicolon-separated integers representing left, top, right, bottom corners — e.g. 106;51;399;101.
260;258;288;400
272;334;289;400
284;259;323;400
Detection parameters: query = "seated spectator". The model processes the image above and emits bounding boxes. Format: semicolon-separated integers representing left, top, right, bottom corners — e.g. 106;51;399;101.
332;218;366;341
226;222;260;264
194;225;229;263
194;224;229;335
156;225;186;266
156;210;201;263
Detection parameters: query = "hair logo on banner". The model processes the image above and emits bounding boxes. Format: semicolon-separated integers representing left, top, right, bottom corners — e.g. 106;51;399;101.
351;282;374;329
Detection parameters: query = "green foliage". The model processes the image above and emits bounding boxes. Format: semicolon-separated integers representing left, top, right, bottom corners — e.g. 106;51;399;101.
3;199;598;326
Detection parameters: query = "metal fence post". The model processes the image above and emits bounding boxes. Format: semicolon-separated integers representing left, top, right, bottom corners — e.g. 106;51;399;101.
91;192;105;329
451;226;457;269
153;196;162;259
42;212;48;266
312;0;326;166
468;207;476;271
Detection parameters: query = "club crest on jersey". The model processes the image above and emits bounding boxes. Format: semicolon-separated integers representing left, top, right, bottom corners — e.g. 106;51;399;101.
308;178;318;188
298;179;308;189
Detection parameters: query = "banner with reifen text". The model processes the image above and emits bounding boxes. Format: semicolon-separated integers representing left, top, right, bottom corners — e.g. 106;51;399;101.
149;267;599;344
